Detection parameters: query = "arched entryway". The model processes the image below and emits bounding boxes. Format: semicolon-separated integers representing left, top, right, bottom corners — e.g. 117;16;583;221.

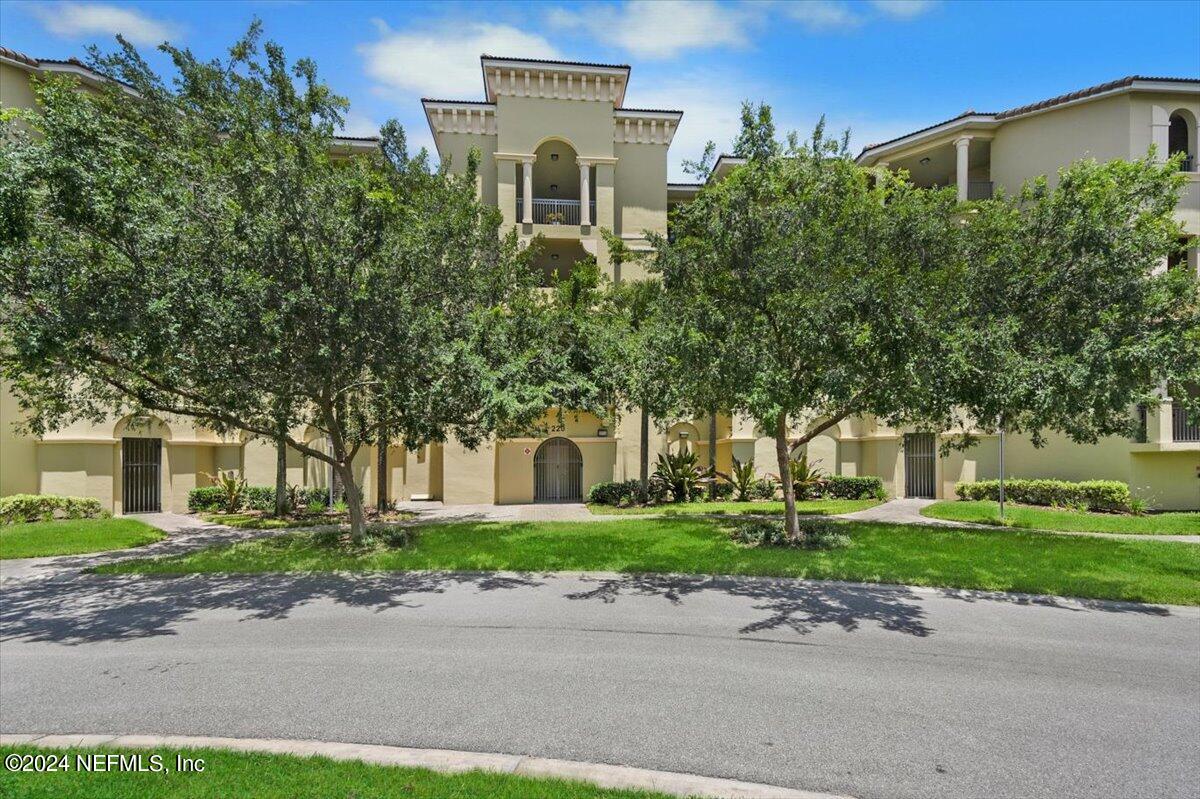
534;437;583;502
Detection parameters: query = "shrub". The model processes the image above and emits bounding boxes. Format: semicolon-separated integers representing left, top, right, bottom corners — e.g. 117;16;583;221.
654;447;707;503
954;478;1132;513
728;517;850;550
0;494;109;525
821;475;885;500
710;480;735;501
588;480;639;506
201;470;246;514
724;457;758;501
785;454;825;500
750;478;777;500
190;484;329;514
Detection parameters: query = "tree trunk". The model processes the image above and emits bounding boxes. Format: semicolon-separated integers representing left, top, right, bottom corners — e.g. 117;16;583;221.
274;436;288;517
336;460;366;538
376;426;389;513
330;454;343;506
774;413;800;541
707;409;718;500
639;405;649;493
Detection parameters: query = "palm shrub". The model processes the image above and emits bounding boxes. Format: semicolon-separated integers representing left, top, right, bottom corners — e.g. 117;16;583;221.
784;454;825;501
654;447;707;503
722;457;760;501
201;470;247;514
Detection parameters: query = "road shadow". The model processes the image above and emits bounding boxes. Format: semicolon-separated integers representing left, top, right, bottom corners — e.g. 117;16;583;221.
0;571;545;646
933;586;1173;616
564;574;935;637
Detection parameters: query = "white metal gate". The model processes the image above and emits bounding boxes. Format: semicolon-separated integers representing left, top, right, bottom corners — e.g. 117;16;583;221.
534;437;583;503
904;433;936;499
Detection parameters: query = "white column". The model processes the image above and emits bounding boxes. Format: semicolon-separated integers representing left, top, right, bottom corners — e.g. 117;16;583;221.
522;159;533;224
954;137;971;201
579;161;591;226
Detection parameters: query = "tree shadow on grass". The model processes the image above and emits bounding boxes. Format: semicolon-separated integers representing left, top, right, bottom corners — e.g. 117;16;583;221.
0;570;545;646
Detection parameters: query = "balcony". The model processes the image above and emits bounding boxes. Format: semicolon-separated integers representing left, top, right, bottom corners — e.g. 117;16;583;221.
517;198;596;226
1173;403;1200;442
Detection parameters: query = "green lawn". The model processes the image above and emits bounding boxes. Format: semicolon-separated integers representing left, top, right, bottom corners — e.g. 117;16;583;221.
922;500;1200;535
0;518;164;559
587;498;878;516
0;745;670;799
97;517;1200;605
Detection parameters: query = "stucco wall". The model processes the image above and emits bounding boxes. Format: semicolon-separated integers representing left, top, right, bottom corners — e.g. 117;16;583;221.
496;96;614;158
435;131;498;206
613;141;669;250
990;94;1131;194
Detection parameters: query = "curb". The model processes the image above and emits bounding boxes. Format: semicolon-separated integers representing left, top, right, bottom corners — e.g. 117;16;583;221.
0;733;852;799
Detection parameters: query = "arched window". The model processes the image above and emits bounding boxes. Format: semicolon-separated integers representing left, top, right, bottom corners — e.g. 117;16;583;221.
1168;112;1194;172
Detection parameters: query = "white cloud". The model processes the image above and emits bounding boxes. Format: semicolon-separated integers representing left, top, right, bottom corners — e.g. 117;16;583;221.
625;72;757;180
870;0;937;19
337;110;382;138
357;20;561;99
27;2;179;45
548;0;758;60
783;1;863;31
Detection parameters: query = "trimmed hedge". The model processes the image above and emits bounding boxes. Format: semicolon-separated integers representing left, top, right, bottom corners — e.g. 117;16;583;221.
820;475;885;500
955;479;1132;513
0;494;109;525
586;479;668;507
188;485;329;513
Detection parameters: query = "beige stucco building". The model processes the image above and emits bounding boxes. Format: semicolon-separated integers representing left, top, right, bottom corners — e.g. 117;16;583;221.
2;49;1198;511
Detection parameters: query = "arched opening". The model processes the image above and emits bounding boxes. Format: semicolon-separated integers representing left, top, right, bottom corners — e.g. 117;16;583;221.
532;239;590;286
1169;111;1195;172
533;437;583;502
516;138;595;225
115;414;171;513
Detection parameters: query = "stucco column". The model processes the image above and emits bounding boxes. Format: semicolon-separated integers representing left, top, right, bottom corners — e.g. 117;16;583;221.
1150;105;1171;164
578;161;591;226
954;137;971;201
521;159;534;224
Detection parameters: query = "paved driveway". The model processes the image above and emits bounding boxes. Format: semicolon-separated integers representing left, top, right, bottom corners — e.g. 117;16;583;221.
1;569;1196;799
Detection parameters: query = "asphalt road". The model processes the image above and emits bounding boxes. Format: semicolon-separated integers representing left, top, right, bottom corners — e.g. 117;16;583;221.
1;570;1197;799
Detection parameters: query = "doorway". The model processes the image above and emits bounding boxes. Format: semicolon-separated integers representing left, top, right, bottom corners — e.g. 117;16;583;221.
122;437;162;513
534;437;583;502
903;433;936;499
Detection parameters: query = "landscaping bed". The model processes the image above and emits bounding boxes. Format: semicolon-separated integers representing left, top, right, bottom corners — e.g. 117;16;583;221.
0;518;164;559
922;500;1200;535
200;510;414;530
587;498;878;516
0;744;668;799
96;517;1200;605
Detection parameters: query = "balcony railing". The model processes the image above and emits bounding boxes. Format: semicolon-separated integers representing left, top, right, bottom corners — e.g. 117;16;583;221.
1173;403;1200;442
967;181;994;200
516;198;595;226
1178;154;1195;173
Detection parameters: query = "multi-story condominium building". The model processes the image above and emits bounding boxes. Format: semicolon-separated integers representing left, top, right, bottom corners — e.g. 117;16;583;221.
2;48;1198;511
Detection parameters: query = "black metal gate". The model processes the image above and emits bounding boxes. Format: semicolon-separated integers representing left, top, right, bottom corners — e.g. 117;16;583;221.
904;433;936;499
122;437;162;513
534;437;582;502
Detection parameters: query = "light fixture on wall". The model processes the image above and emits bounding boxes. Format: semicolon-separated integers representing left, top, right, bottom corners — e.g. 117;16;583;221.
550;183;558;192
597;427;609;438
678;431;689;440
919;157;931;165
550;153;559;161
550;253;559;260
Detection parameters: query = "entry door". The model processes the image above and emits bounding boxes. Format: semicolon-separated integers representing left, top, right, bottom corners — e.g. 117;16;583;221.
534;437;583;502
122;437;162;513
903;433;936;499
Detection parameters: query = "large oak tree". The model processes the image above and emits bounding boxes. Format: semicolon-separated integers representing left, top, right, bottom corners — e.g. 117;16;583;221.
0;26;563;535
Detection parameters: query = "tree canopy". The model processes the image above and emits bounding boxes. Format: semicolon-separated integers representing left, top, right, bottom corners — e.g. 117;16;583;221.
0;25;561;534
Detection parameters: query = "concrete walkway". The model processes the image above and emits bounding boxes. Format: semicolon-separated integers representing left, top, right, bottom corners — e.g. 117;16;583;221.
0;733;840;799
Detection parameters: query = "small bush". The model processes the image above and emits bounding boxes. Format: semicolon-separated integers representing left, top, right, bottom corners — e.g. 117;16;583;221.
955;478;1132;513
587;479;668;507
0;494;109;525
821;475;885;500
728;517;851;550
750;478;777;500
363;523;416;548
710;481;735;501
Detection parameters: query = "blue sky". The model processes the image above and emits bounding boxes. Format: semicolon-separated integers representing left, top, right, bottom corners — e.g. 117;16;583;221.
3;0;1198;179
